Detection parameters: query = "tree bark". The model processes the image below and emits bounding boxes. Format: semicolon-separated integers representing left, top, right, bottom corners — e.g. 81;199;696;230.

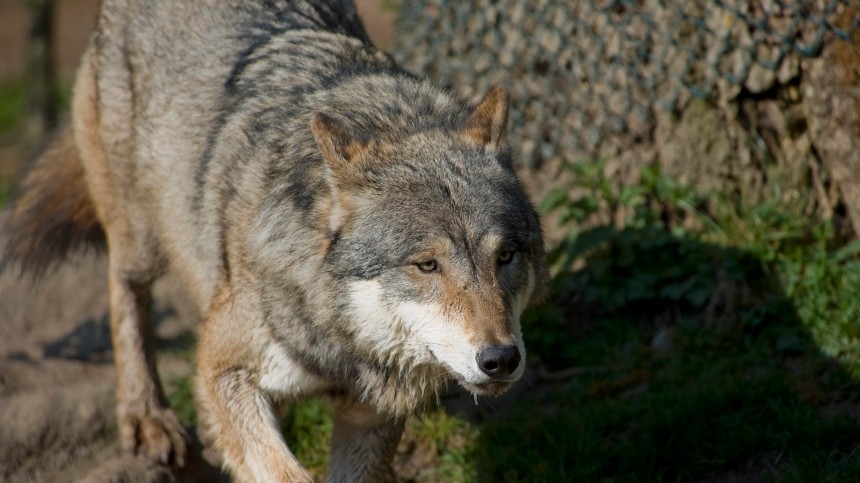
803;9;860;235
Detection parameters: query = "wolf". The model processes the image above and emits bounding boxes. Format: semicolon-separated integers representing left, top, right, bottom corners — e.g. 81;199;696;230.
4;0;547;480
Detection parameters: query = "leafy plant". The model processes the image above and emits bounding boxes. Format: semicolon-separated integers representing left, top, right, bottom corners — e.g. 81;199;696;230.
528;160;791;367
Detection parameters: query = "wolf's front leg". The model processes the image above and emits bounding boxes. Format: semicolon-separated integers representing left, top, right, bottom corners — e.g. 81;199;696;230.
200;367;313;482
327;401;405;483
198;291;313;482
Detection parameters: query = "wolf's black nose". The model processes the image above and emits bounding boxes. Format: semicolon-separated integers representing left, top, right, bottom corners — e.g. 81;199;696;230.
477;345;521;377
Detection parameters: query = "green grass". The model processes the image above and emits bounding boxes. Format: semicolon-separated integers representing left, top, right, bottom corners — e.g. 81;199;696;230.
281;398;334;475
0;80;26;134
0;80;27;209
166;376;197;428
0;78;71;136
0;179;13;207
411;410;479;481
165;374;334;478
0;78;74;209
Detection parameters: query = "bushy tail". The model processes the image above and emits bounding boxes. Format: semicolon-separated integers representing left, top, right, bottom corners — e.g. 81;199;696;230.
3;123;105;278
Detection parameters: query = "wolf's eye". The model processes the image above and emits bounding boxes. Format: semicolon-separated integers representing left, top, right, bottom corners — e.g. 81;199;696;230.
417;260;438;273
498;251;515;265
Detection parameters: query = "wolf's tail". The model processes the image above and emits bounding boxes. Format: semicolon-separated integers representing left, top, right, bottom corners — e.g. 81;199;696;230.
3;123;105;278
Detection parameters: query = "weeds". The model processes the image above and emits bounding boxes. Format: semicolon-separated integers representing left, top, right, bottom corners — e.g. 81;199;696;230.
281;398;333;475
410;410;478;481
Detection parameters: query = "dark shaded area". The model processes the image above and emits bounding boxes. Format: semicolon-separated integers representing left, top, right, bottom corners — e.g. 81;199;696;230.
40;301;194;362
465;224;860;481
42;315;111;361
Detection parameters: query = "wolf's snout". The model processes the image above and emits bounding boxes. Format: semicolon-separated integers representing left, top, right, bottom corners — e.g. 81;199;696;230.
477;345;521;377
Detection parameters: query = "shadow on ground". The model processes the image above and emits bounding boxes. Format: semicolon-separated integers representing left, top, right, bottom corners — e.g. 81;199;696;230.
458;225;860;482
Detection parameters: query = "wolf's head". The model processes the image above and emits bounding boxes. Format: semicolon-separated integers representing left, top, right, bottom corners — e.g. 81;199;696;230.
312;85;547;397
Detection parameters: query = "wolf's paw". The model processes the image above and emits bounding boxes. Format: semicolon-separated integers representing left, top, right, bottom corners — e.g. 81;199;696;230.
119;406;188;466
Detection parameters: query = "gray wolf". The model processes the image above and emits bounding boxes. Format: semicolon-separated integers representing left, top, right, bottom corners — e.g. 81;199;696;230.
4;0;547;480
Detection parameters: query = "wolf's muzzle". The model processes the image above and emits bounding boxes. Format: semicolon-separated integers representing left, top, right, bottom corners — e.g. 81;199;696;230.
476;345;521;378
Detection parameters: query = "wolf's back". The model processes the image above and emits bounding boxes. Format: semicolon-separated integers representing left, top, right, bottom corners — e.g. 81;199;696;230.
2;0;378;282
3;123;105;278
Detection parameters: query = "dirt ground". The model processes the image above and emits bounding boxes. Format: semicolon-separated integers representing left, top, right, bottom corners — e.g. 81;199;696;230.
0;2;400;481
0;243;223;481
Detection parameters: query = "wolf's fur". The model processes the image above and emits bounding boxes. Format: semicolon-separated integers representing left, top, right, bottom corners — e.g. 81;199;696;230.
3;124;106;277
4;0;547;480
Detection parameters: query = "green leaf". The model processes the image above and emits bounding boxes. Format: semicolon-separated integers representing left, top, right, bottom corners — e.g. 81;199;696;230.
540;188;570;214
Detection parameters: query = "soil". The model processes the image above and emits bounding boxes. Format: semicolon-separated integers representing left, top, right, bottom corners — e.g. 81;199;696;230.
0;248;219;481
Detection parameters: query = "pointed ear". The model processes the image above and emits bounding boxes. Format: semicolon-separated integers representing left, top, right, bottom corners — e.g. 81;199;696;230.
310;113;371;242
310;113;368;169
460;85;509;148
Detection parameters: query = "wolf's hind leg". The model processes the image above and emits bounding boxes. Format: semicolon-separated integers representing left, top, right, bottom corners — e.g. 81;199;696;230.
108;264;188;465
326;401;405;483
73;45;188;466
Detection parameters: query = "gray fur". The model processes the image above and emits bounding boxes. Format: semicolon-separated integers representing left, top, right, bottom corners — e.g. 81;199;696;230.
6;0;548;480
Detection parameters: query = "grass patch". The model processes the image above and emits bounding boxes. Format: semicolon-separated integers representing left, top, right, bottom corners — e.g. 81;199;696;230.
0;78;74;209
410;410;478;481
0;78;71;136
166;376;197;428
0;178;13;207
0;80;26;134
281;398;333;476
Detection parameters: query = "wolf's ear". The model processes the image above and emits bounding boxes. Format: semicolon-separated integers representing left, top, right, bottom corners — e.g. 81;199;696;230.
310;113;368;169
310;113;368;242
460;85;509;148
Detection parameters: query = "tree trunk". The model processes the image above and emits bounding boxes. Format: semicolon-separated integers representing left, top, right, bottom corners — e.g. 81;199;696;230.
803;8;860;235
